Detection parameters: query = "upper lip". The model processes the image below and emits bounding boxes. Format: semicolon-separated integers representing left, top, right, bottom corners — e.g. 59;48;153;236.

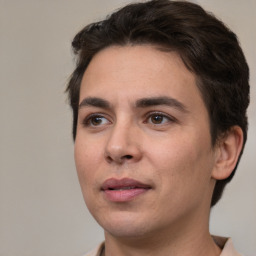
101;178;151;190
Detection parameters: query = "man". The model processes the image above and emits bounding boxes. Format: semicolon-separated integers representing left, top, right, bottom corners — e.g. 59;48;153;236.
66;0;250;255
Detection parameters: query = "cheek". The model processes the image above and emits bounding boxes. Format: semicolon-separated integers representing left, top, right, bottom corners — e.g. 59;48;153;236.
148;132;213;188
74;139;104;211
74;138;102;187
148;137;214;219
148;135;193;169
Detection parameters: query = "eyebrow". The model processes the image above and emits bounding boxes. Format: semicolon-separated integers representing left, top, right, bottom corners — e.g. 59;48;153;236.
79;96;188;113
79;97;111;109
136;96;188;113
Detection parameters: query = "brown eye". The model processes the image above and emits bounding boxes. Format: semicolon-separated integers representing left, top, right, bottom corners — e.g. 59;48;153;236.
150;114;164;124
146;112;174;125
83;114;110;127
91;116;104;126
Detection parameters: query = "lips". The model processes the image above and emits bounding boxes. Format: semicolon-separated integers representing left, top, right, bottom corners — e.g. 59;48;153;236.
101;178;151;202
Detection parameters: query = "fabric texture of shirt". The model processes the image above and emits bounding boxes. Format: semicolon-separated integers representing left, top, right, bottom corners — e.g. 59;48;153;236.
84;236;243;256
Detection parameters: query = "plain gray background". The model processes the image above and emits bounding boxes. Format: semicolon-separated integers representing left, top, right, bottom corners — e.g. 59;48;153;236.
0;0;255;255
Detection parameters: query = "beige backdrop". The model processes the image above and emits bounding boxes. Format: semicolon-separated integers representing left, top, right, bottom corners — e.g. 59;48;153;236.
0;0;255;255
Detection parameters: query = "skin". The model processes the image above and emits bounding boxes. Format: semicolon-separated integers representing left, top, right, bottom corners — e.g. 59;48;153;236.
74;45;243;256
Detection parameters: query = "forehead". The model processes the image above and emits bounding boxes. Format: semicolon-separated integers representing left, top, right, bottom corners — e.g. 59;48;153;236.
80;45;204;110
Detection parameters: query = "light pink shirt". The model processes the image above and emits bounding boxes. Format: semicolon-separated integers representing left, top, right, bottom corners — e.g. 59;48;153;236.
84;237;243;256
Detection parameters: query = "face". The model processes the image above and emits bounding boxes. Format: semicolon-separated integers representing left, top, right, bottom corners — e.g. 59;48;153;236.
75;45;217;240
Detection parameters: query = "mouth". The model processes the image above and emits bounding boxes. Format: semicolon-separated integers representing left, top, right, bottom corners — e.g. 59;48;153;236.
108;186;140;191
101;178;152;202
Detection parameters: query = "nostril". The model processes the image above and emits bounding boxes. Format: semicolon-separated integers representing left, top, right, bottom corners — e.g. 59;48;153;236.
106;156;113;162
105;154;133;163
124;155;133;159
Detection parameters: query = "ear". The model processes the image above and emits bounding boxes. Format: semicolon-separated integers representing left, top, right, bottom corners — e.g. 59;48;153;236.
212;126;244;180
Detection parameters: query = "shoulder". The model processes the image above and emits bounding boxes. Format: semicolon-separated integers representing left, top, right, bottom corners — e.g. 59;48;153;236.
213;236;243;256
83;242;104;256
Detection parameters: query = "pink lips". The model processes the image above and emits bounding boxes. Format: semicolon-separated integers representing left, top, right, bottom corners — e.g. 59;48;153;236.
101;178;151;202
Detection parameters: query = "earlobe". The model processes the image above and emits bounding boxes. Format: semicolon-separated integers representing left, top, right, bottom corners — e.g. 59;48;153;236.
212;126;244;180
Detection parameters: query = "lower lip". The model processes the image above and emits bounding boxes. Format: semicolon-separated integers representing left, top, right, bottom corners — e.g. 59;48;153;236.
103;188;150;202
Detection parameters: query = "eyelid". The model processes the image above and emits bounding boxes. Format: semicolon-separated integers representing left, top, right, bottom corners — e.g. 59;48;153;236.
81;113;112;127
80;110;177;127
144;111;177;124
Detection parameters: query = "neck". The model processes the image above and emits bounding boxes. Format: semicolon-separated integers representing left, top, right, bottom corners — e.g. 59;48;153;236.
104;231;221;256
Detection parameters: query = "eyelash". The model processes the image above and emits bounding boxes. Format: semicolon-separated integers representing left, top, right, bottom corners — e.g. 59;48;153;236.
82;113;111;127
144;111;176;125
81;111;176;128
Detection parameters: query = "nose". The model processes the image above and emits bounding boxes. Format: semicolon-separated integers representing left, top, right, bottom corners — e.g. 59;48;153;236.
104;122;142;165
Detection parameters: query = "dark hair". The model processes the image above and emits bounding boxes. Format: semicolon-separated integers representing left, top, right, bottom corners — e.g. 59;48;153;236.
66;0;250;206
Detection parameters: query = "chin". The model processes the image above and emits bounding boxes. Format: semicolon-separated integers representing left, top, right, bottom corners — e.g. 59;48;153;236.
97;213;152;238
105;224;151;239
